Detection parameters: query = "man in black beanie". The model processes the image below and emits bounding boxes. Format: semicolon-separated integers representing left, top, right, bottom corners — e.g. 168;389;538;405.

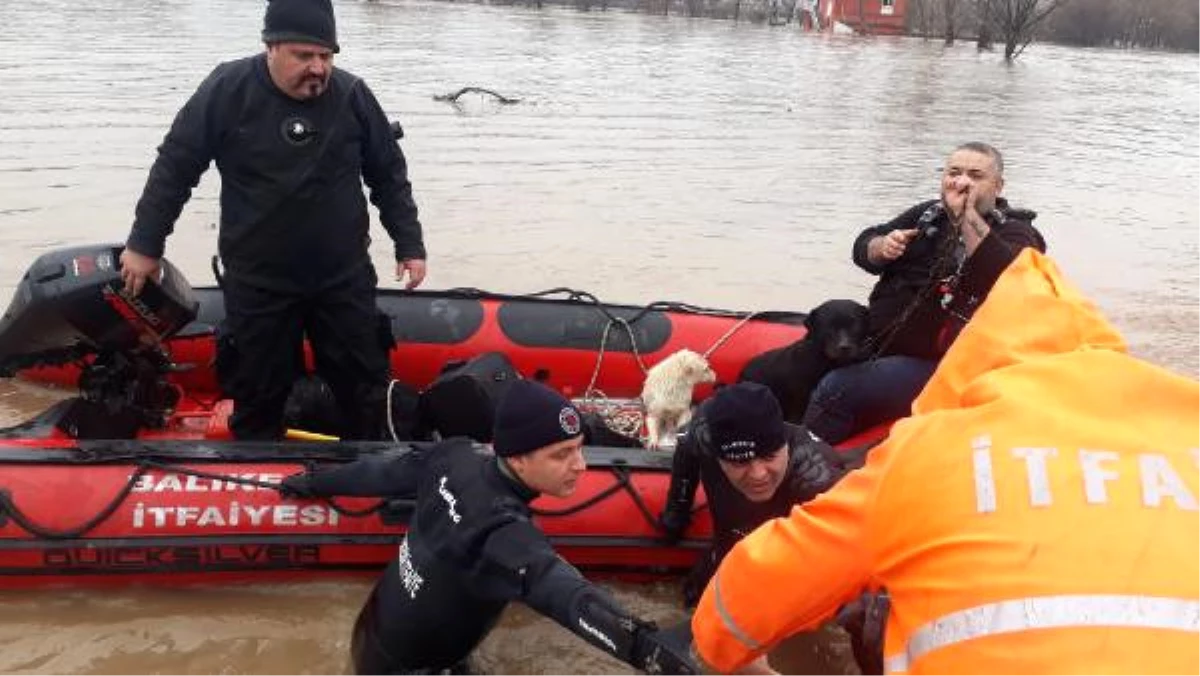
119;0;427;441
278;379;698;675
658;382;883;674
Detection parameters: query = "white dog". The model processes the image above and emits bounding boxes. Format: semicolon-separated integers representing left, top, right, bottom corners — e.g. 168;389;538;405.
640;349;717;450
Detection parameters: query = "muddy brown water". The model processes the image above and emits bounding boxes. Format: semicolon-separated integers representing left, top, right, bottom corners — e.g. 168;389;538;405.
0;0;1196;672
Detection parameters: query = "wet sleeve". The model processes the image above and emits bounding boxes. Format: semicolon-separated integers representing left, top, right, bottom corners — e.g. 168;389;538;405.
298;444;433;497
354;81;425;262
127;66;223;259
659;428;703;537
851;202;930;275
691;443;886;673
959;218;1047;300
480;518;647;663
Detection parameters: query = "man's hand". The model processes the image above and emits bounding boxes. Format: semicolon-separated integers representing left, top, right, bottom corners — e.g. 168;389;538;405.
867;229;919;265
119;248;162;297
943;182;991;254
631;621;700;675
278;473;317;499
396;259;427;290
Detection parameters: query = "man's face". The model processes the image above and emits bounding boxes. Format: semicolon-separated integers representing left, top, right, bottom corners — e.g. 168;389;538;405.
506;436;587;498
717;444;789;503
941;149;1004;214
266;42;334;101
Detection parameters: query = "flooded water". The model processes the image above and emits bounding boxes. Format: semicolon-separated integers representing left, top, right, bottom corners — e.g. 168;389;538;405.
0;0;1197;672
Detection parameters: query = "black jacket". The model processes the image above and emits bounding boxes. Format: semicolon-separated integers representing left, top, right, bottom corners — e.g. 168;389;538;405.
287;439;695;674
127;54;424;292
659;419;854;561
851;198;1046;360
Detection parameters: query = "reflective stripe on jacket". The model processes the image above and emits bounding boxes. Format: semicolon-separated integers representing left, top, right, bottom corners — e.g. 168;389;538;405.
691;250;1200;674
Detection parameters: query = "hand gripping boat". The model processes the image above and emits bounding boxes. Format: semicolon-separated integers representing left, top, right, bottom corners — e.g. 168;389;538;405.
0;245;825;587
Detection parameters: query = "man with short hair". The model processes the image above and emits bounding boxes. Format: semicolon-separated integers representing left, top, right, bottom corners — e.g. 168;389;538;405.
120;0;426;440
659;382;878;673
804;142;1046;444
660;383;858;592
280;379;698;675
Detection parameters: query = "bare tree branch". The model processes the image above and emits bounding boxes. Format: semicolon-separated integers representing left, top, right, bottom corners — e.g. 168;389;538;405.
433;87;522;105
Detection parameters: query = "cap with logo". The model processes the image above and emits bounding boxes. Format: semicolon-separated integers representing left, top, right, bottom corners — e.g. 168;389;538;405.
492;379;584;458
704;382;787;462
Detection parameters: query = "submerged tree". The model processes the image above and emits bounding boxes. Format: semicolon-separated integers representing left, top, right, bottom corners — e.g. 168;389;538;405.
943;0;960;43
978;0;1066;59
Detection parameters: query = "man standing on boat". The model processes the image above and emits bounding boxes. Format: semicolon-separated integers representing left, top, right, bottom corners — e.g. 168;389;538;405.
804;142;1044;444
278;379;698;675
691;250;1200;674
119;0;426;441
658;382;883;673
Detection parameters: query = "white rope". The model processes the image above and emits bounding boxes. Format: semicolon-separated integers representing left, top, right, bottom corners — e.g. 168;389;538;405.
702;311;761;360
583;317;649;400
578;309;760;445
574;390;646;440
386;379;401;442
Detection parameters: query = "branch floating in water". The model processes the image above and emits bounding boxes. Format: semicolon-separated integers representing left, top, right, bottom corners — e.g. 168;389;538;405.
433;87;522;105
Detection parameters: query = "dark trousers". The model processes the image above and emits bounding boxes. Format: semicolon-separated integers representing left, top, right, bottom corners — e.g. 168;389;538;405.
217;269;390;440
802;356;937;444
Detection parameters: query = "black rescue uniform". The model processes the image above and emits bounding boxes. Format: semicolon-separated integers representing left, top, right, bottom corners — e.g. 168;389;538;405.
852;198;1045;360
658;416;859;606
284;438;697;675
658;409;885;673
126;53;424;439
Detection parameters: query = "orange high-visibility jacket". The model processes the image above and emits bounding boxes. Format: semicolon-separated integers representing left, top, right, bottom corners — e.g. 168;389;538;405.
693;250;1199;674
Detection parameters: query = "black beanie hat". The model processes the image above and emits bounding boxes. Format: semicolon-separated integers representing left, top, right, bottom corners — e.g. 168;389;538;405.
704;383;787;462
262;0;340;53
493;380;584;458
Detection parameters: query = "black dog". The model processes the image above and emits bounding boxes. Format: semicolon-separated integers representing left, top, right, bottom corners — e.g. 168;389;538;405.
737;299;869;424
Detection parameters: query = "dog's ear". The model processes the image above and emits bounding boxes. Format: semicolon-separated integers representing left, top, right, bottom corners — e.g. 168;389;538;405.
803;305;821;332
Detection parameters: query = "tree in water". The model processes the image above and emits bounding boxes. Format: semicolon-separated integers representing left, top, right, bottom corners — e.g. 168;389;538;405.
978;0;1065;59
943;0;960;43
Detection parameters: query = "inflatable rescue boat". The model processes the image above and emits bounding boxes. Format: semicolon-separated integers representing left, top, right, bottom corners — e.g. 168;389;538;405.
0;244;854;587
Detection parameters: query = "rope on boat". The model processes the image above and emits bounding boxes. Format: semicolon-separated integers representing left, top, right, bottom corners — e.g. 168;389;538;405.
0;465;150;540
701;310;761;360
530;465;660;531
386;379;404;443
579;306;764;444
0;458;664;540
136;459;391;518
579;316;651;442
0;460;392;540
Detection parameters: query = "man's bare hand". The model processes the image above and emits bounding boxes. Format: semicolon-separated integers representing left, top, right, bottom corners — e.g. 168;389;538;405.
868;228;919;265
119;248;162;297
396;259;427;290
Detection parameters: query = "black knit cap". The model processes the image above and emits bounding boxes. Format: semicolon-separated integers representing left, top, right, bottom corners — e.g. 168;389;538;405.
704;383;787;462
262;0;340;53
493;380;584;458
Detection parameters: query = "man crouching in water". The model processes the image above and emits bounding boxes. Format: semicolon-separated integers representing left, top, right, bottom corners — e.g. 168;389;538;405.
658;382;885;674
279;379;697;675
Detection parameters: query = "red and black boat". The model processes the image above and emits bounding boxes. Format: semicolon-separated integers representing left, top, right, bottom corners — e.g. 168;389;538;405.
0;244;869;587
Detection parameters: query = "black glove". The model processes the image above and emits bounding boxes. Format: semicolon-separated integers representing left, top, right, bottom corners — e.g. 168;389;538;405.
278;473;316;499
658;509;690;545
631;620;699;675
681;549;717;609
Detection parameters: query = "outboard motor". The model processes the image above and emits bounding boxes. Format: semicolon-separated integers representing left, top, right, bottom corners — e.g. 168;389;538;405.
0;244;198;437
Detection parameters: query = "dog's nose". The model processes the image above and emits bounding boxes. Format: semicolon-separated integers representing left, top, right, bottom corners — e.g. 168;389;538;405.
828;342;859;362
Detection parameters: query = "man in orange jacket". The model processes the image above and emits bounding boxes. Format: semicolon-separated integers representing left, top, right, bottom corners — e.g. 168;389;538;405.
692;249;1199;674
